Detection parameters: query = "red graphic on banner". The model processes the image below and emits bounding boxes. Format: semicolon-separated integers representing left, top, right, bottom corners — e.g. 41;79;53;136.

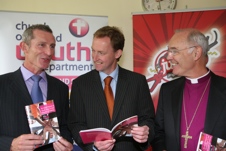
133;9;226;110
54;76;77;89
69;18;89;37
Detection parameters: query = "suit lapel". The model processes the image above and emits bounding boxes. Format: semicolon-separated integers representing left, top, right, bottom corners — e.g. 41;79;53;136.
204;74;226;133
92;70;112;121
171;77;185;147
9;69;33;105
46;74;53;100
111;67;128;123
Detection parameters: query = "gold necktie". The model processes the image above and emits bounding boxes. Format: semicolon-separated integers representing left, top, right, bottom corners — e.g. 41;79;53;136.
104;76;114;120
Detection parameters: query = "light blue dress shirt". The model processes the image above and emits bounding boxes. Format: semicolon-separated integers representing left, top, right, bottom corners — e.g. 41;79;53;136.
99;65;119;98
20;65;47;101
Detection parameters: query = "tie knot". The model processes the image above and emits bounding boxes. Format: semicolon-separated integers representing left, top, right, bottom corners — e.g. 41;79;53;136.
104;76;112;85
31;75;42;82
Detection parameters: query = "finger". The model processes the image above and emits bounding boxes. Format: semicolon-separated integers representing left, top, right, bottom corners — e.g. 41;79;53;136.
23;134;43;140
107;143;115;151
16;139;43;149
133;134;148;143
53;140;68;151
13;144;36;151
57;138;73;150
57;137;68;146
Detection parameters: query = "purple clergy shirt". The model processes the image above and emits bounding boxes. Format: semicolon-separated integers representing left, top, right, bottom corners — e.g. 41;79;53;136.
180;72;211;151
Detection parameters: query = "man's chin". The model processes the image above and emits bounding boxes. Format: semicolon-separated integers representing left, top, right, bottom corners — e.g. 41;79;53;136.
95;68;102;72
93;65;103;71
171;70;180;77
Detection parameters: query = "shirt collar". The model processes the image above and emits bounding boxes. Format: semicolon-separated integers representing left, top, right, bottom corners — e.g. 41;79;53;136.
99;65;119;82
186;70;210;84
20;65;47;82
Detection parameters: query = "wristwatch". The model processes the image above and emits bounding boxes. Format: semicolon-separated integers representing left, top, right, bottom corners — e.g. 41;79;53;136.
142;0;177;11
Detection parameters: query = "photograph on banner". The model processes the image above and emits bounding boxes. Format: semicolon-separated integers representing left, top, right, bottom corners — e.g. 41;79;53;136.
133;8;226;108
0;11;108;90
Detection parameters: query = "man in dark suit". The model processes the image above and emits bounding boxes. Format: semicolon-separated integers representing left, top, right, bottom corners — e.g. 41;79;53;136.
68;26;155;151
0;24;73;151
151;28;226;151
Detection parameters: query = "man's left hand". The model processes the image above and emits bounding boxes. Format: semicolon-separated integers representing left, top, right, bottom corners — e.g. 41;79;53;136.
53;137;73;151
131;125;149;143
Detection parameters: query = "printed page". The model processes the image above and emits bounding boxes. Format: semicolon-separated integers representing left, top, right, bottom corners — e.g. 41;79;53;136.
111;115;138;139
25;100;60;148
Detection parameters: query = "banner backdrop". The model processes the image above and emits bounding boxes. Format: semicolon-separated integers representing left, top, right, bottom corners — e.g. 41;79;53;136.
133;8;226;109
0;11;108;151
0;11;108;90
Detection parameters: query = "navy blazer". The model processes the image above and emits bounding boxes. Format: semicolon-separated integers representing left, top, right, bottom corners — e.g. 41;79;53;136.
68;66;155;151
0;68;72;151
152;71;226;151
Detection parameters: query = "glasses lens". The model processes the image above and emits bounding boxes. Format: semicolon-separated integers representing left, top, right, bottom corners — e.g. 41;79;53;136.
168;48;178;55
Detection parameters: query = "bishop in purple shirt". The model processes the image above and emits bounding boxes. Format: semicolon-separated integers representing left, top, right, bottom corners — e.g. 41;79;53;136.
151;28;226;151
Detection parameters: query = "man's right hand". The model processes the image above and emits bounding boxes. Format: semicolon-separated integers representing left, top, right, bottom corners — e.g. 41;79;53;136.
10;134;44;151
94;139;115;151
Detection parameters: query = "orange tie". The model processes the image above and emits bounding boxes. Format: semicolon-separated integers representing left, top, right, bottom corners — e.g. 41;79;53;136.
104;76;114;120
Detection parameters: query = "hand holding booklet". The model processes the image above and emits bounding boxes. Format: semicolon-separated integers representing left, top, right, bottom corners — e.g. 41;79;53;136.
25;100;61;148
79;115;138;144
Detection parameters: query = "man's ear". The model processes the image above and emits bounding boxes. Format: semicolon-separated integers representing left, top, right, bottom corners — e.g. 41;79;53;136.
20;41;28;53
194;46;202;60
115;49;122;59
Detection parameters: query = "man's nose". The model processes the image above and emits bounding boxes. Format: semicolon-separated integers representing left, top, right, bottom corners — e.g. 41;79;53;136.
166;52;173;60
92;53;98;61
45;46;54;56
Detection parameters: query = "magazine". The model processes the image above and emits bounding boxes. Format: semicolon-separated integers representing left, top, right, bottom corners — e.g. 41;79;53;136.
196;132;226;151
25;100;61;148
79;115;138;144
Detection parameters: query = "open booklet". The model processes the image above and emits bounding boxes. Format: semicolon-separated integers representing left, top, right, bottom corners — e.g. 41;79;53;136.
79;115;138;144
25;100;61;149
196;132;226;151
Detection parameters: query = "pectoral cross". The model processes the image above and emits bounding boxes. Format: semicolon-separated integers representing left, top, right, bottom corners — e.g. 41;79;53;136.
181;130;192;148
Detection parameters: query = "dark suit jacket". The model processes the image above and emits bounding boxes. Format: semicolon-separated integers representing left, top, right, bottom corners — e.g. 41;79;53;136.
68;66;155;151
0;69;72;151
152;71;226;151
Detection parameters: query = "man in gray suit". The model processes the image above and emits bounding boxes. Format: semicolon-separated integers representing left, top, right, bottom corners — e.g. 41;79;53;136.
152;28;226;151
0;24;73;151
68;26;155;151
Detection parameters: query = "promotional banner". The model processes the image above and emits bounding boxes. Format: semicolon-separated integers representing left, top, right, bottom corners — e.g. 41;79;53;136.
0;11;108;90
0;11;108;151
133;8;226;109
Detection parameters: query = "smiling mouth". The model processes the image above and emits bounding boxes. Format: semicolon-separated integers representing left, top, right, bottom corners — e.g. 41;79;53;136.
43;58;50;61
95;62;103;65
41;56;52;61
170;62;178;66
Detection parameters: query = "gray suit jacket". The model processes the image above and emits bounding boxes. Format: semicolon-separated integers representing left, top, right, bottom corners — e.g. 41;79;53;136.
68;66;155;151
0;68;72;151
152;71;226;151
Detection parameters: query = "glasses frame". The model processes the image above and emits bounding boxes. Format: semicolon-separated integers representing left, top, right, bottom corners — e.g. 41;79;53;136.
167;45;198;56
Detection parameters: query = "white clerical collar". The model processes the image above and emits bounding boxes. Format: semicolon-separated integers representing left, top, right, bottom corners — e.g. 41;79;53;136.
186;70;210;84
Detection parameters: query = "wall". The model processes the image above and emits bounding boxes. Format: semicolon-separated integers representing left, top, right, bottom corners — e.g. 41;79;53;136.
0;0;226;71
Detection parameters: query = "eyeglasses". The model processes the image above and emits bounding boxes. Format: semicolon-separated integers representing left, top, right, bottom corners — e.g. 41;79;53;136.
167;46;197;56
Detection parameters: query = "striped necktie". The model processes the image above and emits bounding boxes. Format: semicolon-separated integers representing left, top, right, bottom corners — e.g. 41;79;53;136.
104;76;114;120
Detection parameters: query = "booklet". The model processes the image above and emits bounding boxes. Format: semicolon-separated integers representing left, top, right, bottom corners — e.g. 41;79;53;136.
25;100;61;148
196;132;226;151
79;115;138;144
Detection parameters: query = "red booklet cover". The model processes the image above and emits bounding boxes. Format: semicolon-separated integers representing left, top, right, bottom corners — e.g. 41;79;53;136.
79;115;138;144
